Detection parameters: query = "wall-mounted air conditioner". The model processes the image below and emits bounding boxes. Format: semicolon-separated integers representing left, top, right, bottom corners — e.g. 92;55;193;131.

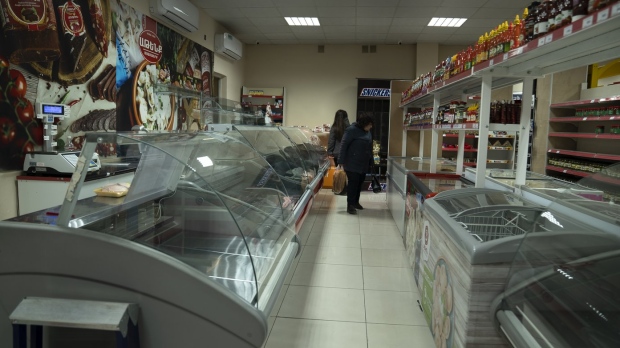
215;33;243;61
150;0;199;32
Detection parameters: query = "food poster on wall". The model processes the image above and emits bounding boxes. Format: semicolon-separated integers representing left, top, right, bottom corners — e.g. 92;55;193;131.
112;0;213;134
0;0;213;170
0;0;114;169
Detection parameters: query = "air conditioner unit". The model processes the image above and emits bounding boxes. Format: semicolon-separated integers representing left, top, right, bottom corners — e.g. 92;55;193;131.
150;0;199;32
215;33;243;61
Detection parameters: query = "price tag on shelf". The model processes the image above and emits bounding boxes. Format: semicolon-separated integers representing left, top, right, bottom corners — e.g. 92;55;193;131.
51;141;57;147
613;3;620;16
51;125;57;130
563;25;573;36
583;117;588;121
583;16;593;28
489;59;494;66
503;53;508;60
556;150;560;153
545;34;553;44
597;9;609;22
611;116;615;120
43;136;50;141
563;169;567;173
538;37;545;47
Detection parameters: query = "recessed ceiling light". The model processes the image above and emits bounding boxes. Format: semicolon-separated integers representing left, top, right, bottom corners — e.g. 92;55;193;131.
285;17;320;26
427;17;467;27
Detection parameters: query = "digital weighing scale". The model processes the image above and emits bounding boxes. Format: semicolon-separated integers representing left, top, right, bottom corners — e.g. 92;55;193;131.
23;102;101;175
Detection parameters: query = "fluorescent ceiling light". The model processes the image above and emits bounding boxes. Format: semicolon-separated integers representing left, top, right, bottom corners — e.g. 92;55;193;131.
285;17;320;26
428;17;467;27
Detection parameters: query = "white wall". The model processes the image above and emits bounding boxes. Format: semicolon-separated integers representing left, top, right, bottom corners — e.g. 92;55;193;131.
244;44;416;127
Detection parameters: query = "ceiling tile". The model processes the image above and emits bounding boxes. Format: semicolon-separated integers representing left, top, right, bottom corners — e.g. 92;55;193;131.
235;32;270;41
314;0;356;6
241;7;282;17
264;32;297;40
193;0;232;9
356;25;390;34
470;8;518;20
269;39;301;44
322;25;357;34
440;0;487;7
397;0;434;6
484;0;531;9
317;6;356;18
229;0;274;7
294;33;326;40
356;18;392;26
449;34;479;43
416;33;452;42
386;33;419;42
291;26;325;35
357;7;396;18
394;7;439;18
325;32;357;39
357;0;399;6
203;8;245;18
278;7;319;16
248;17;288;25
319;17;356;25
421;27;458;35
258;25;293;33
271;0;314;5
324;39;356;44
391;18;429;26
356;33;387;41
452;26;491;35
460;18;506;28
433;6;479;18
389;25;424;34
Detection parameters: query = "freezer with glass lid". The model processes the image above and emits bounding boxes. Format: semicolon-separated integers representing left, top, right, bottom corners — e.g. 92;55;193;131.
413;188;589;348
0;131;300;348
491;215;620;348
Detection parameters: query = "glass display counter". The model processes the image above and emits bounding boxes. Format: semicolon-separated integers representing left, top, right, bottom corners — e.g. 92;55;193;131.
408;188;590;348
463;167;620;233
491;215;620;348
0;131;307;348
202;97;264;125
387;157;458;236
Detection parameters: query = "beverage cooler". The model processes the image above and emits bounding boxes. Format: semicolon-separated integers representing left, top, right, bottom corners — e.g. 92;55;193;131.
407;188;590;347
490;216;620;348
386;157;458;236
0;129;327;348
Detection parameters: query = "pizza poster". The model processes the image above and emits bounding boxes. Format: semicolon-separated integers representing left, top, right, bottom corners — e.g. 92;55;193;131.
0;0;213;170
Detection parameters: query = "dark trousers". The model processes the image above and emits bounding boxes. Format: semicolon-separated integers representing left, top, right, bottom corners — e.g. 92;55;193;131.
333;156;339;166
345;171;366;206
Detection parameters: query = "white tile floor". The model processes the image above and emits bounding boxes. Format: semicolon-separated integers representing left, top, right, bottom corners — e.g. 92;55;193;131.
263;189;435;348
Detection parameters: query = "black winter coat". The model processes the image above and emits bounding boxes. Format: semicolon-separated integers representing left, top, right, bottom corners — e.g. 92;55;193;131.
339;123;373;174
327;118;350;157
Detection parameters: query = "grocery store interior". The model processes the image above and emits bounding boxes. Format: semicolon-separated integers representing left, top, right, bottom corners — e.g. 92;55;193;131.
1;0;620;347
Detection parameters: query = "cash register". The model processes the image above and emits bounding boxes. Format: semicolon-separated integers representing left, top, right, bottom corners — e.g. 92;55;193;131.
23;102;100;175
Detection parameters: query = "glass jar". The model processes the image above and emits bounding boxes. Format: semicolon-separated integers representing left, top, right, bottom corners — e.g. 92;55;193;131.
560;0;573;26
534;1;549;38
548;0;560;32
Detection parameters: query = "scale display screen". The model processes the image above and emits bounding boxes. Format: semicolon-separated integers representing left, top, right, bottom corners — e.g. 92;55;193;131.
41;104;65;115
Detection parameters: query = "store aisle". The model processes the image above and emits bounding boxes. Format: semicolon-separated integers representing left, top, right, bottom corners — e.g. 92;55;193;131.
263;189;435;348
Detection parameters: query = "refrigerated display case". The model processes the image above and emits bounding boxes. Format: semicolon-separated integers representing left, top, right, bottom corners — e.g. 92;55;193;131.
464;167;619;234
0;131;305;348
491;217;620;348
411;189;590;348
387;157;458;235
202;97;264;125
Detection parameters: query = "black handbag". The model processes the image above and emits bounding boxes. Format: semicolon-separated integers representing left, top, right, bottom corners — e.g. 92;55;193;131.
371;175;382;193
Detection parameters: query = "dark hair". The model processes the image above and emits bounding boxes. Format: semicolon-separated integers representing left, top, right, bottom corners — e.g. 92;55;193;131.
331;109;348;140
356;114;374;129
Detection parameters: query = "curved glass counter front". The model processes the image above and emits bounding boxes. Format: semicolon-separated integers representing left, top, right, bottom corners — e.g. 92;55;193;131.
491;218;620;348
279;126;329;190
55;132;297;311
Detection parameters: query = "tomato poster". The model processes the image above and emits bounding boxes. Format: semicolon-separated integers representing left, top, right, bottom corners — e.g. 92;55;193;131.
0;0;213;170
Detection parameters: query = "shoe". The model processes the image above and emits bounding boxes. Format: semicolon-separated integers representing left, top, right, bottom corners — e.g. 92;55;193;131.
347;206;358;215
353;203;364;210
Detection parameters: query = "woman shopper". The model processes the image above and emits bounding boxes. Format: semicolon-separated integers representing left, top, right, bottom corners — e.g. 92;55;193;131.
338;114;373;215
327;109;350;166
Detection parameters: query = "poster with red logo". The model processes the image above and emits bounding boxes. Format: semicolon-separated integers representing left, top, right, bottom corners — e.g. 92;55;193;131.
0;0;213;170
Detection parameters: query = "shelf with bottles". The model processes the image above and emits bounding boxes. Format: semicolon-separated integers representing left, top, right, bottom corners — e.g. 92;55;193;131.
550;95;620;108
404;100;523;129
547;148;620;161
400;2;620;108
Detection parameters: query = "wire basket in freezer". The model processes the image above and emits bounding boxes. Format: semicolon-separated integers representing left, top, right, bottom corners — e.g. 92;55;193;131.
453;207;548;243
